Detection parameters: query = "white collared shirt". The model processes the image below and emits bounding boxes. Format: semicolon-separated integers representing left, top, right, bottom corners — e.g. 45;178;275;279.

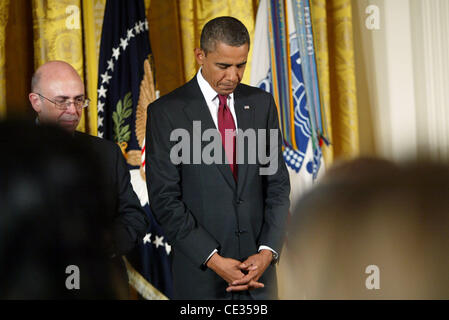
195;68;278;265
196;67;238;130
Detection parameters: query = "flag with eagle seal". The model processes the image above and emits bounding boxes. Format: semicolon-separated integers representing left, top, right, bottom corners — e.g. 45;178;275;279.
97;0;173;299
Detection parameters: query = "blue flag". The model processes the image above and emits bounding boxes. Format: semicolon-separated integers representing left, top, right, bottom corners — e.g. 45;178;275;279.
97;0;173;299
250;0;325;204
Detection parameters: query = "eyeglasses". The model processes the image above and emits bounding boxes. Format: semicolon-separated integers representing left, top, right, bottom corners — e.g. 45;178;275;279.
36;93;90;110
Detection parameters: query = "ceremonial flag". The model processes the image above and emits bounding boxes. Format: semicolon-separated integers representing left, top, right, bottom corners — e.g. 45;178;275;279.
250;0;326;203
97;0;173;299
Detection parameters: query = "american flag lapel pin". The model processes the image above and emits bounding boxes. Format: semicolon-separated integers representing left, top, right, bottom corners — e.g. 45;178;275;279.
244;105;250;110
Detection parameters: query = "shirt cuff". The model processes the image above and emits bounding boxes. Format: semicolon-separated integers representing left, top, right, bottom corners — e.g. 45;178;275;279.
258;245;279;263
203;248;218;266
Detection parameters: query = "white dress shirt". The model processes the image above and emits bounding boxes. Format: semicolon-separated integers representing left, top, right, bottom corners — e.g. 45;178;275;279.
196;68;278;265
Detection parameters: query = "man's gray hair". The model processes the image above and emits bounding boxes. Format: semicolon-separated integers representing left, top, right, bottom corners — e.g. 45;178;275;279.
31;71;41;93
200;16;250;54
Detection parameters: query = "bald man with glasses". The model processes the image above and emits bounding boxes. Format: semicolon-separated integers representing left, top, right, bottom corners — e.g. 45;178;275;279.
29;61;89;132
29;60;149;257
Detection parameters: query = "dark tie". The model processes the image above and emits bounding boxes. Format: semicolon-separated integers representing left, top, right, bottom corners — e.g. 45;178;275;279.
217;94;237;181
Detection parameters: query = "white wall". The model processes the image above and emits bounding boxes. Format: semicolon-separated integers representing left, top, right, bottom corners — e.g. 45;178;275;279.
353;0;419;161
410;0;449;161
353;0;449;162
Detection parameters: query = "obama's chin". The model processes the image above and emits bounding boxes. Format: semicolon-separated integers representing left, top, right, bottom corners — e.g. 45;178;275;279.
217;86;237;95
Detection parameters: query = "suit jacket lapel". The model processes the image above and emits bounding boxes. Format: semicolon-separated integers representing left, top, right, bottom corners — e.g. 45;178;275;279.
234;85;255;198
182;79;236;190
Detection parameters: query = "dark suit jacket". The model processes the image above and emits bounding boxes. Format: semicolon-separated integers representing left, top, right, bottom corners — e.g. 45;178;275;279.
145;78;290;299
74;131;149;256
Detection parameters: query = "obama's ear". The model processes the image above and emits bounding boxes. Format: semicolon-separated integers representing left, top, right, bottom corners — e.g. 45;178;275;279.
194;48;206;66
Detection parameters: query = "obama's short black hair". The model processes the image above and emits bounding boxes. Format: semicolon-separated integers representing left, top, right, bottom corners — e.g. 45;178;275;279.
200;16;250;54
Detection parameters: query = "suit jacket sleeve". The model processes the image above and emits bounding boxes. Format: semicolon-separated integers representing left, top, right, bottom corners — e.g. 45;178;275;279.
145;103;220;268
258;95;291;257
113;142;150;256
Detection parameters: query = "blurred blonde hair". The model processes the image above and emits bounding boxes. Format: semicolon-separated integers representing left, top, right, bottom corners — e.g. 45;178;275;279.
283;158;449;299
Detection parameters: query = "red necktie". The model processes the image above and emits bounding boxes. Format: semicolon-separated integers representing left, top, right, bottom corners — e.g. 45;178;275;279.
217;94;237;181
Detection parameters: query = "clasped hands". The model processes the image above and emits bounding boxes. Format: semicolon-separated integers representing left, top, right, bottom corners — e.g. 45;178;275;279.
206;250;273;292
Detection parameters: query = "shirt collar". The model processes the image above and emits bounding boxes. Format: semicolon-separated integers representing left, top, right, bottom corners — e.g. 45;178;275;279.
196;67;234;103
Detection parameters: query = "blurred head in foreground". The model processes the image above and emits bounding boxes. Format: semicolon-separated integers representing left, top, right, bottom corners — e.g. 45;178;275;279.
0;120;127;299
283;157;449;299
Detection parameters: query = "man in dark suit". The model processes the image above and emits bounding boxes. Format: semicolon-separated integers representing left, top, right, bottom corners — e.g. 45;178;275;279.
145;17;290;299
28;60;149;256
